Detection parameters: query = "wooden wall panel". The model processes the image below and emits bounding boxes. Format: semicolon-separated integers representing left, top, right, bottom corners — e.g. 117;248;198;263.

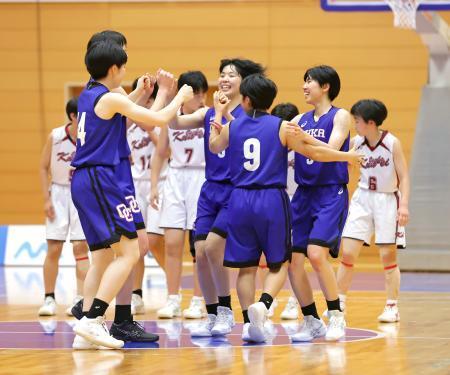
0;0;445;225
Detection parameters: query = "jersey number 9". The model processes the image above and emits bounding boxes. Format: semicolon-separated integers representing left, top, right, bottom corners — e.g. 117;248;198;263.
243;138;261;172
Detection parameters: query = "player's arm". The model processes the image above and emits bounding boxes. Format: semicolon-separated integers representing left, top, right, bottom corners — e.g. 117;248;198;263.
39;133;55;221
393;138;410;226
328;108;351;150
281;122;362;164
95;85;193;130
169;107;208;130
209;121;230;154
150;127;169;210
286;113;331;149
348;136;360;176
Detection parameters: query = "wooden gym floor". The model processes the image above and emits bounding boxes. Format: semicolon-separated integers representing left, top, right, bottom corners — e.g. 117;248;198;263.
0;261;449;375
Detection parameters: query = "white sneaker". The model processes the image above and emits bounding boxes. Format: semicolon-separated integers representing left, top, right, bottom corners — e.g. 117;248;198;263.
280;297;299;320
211;306;235;336
267;298;278;318
73;334;112;350
157;295;181;319
248;302;268;343
183;296;206;319
73;316;124;349
325;310;346;341
322;302;346;320
291;315;327;342
190;314;217;337
66;296;83;316
131;294;145;315
378;304;400;323
242;322;251;342
38;296;57;316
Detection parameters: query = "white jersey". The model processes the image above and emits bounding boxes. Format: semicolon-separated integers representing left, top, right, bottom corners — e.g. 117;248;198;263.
354;131;398;193
50;124;76;186
168;127;205;168
127;124;154;181
287;151;296;196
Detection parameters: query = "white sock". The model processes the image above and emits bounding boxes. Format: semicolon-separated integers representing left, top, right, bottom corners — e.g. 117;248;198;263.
338;294;347;303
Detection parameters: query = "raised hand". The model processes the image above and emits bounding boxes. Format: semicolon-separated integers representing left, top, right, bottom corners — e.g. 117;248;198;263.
213;90;230;113
156;69;175;92
176;84;194;103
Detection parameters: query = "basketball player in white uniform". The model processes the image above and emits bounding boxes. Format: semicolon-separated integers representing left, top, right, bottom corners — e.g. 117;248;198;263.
38;98;89;316
152;71;207;319
337;99;409;323
126;78;165;315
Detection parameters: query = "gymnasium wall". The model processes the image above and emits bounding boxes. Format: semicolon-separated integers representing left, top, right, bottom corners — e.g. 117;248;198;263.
0;0;444;225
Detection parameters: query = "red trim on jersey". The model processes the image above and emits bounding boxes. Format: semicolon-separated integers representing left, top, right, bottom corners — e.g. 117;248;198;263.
364;130;389;152
384;264;397;270
65;123;77;146
341;261;354;268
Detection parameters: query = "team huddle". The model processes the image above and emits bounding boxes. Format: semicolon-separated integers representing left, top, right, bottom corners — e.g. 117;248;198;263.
38;30;410;349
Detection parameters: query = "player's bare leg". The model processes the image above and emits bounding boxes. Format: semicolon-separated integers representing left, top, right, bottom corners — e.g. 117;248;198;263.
189;240;219;336
72;240;89;297
378;245;401;323
147;233;165;269
307;245;345;341
38;240;64;316
336;238;364;312
157;229;184;318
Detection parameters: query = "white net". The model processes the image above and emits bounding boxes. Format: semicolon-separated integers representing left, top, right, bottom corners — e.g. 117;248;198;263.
385;0;422;29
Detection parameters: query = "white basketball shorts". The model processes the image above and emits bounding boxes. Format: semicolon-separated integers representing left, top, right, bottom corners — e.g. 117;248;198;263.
159;167;205;231
342;188;406;247
46;183;85;241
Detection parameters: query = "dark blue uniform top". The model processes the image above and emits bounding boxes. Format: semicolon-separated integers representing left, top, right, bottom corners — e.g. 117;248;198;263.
71;81;122;167
204;105;244;182
228;112;287;189
294;106;349;186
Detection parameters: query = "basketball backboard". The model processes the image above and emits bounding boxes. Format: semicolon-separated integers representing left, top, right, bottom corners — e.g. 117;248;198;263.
321;0;450;12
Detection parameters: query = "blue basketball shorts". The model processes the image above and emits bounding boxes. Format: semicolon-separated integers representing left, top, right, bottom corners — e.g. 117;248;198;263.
193;180;233;241
224;188;292;270
71;166;138;251
291;184;348;258
114;158;145;230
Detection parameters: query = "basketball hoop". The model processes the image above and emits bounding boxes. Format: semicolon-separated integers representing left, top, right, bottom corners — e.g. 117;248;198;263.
385;0;422;29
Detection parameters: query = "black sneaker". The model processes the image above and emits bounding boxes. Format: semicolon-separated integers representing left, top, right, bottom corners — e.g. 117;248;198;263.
71;298;84;320
110;320;159;342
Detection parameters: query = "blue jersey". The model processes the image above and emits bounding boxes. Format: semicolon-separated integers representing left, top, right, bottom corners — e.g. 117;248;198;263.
229;112;287;188
118;116;131;159
204;105;244;182
71;81;121;167
294;106;349;186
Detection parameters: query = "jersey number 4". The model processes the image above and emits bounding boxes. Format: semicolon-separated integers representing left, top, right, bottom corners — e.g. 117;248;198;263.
243;138;261;172
77;112;87;146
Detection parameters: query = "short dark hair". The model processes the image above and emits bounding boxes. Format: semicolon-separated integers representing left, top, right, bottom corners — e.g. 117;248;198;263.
219;58;265;80
271;103;299;121
351;99;388;126
178;71;208;94
65;97;78;120
85;41;128;80
87;30;127;50
132;77;159;100
304;65;340;101
240;74;277;111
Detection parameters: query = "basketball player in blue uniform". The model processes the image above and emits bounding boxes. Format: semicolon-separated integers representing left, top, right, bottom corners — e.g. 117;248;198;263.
288;65;351;342
209;74;363;343
71;30;178;345
170;59;264;337
71;40;193;349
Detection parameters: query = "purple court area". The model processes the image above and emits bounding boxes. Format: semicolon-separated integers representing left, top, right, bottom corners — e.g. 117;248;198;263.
0;321;381;350
181;272;450;293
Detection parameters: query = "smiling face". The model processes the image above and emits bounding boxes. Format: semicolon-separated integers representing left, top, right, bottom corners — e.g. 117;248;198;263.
218;64;242;99
302;75;329;105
